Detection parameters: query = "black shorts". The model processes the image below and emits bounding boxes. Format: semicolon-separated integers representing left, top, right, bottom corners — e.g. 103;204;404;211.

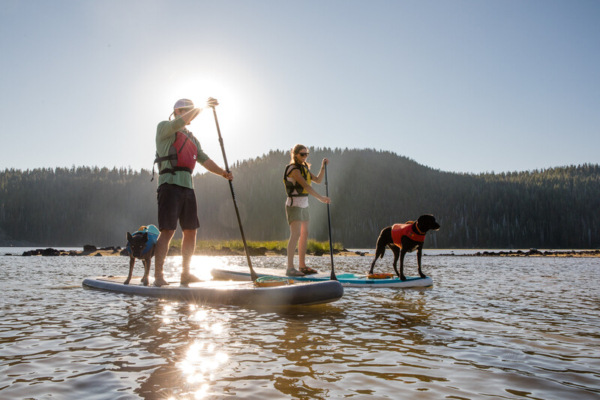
157;183;200;231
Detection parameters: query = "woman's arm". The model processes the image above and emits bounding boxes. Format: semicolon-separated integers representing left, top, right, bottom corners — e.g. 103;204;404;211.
290;169;330;204
311;158;329;184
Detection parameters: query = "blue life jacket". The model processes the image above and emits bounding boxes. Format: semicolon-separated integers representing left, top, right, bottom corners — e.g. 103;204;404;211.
127;224;160;255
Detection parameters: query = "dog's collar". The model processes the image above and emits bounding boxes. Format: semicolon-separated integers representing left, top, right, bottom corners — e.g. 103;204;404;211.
414;222;425;235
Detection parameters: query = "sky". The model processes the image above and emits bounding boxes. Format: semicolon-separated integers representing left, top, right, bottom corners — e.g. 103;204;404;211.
1;0;599;174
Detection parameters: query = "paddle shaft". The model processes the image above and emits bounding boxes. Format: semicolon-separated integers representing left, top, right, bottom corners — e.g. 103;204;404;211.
211;107;259;282
325;164;337;281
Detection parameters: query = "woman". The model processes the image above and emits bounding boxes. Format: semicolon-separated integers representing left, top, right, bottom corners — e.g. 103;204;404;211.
284;144;331;276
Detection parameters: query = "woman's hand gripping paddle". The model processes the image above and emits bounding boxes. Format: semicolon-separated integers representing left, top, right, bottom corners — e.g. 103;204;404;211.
211;106;259;282
325;164;338;281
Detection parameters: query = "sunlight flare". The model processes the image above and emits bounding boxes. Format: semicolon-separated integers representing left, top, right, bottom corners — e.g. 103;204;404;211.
165;76;244;138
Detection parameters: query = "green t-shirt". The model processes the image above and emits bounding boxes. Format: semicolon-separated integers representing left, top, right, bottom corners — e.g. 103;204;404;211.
156;117;210;189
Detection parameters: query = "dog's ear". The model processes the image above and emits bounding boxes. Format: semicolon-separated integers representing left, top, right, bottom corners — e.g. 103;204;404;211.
142;232;148;242
127;232;132;242
418;215;433;223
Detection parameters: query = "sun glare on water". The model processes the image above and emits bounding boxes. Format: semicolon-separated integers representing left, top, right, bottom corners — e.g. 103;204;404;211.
176;337;230;399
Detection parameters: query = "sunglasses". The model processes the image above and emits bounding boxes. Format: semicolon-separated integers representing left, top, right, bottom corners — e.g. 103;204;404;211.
298;152;309;157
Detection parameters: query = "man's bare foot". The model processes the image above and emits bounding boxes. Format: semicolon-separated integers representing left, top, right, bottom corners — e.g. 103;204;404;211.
153;276;170;287
180;272;202;286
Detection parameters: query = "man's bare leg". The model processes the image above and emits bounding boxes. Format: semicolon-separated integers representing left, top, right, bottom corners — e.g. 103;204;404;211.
154;229;175;287
180;229;201;285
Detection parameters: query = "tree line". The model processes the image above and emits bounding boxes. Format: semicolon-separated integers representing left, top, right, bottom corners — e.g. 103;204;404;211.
1;148;599;249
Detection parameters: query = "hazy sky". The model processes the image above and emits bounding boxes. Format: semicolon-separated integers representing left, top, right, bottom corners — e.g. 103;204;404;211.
1;0;599;174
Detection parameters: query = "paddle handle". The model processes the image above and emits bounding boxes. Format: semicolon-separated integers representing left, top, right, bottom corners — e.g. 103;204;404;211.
212;107;258;282
325;163;337;281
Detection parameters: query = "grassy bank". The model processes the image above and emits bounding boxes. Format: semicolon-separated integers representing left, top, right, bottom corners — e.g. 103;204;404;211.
170;239;345;253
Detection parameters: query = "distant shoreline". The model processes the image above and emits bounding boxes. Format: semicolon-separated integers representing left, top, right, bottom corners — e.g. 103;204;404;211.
1;246;372;258
3;246;599;258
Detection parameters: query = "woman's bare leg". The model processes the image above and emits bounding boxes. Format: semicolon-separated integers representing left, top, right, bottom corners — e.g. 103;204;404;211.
287;221;301;270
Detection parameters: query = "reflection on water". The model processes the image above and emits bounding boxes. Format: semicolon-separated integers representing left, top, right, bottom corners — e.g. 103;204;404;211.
0;253;599;399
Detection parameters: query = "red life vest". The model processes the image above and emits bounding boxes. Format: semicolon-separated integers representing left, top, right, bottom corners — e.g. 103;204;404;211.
391;223;425;247
154;131;198;176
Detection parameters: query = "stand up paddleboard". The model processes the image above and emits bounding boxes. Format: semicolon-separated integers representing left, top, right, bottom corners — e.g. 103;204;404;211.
211;267;433;288
82;276;343;307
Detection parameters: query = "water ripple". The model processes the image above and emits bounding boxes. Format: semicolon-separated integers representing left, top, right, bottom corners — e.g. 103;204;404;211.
0;254;599;399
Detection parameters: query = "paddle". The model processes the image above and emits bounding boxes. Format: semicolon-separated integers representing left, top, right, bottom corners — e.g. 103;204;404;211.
210;106;259;282
324;163;338;281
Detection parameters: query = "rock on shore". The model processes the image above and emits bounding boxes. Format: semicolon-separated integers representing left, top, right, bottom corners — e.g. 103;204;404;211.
18;247;123;257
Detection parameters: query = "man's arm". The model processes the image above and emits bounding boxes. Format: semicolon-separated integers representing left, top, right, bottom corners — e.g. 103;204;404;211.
179;107;202;124
156;108;202;141
157;119;185;141
201;159;233;180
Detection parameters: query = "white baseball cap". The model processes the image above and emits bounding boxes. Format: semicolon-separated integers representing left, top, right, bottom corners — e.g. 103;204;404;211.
173;98;194;110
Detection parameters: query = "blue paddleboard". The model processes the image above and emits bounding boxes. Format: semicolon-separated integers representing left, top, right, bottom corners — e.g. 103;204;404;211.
211;267;433;288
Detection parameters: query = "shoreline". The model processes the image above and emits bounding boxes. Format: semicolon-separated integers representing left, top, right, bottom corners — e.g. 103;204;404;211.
3;246;373;258
5;246;600;258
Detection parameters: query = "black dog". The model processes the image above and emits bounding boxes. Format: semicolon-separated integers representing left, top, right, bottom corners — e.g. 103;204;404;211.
124;229;157;286
369;215;440;280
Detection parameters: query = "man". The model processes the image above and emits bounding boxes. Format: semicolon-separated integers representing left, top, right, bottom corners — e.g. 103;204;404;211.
153;98;233;287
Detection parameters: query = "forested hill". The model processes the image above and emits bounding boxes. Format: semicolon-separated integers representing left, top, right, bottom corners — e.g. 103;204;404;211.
1;148;599;248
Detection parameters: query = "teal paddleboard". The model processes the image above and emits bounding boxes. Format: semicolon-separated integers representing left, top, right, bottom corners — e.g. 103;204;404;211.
211;267;433;288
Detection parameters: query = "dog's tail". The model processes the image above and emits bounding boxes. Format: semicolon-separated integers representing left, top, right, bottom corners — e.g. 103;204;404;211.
378;248;385;259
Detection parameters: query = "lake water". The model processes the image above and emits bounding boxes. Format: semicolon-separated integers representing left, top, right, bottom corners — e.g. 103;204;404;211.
1;250;599;399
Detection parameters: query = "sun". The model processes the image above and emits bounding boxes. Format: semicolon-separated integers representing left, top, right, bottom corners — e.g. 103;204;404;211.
163;76;246;151
166;76;242;121
159;75;250;172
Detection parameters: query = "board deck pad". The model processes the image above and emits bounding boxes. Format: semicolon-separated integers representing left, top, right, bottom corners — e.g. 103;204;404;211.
82;275;343;306
211;267;433;288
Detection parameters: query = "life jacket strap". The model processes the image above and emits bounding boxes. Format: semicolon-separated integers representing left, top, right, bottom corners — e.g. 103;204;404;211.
151;131;197;181
158;166;193;175
151;153;178;181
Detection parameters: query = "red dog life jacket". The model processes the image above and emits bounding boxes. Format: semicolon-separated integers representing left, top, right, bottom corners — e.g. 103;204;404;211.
391;223;426;248
154;131;198;176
